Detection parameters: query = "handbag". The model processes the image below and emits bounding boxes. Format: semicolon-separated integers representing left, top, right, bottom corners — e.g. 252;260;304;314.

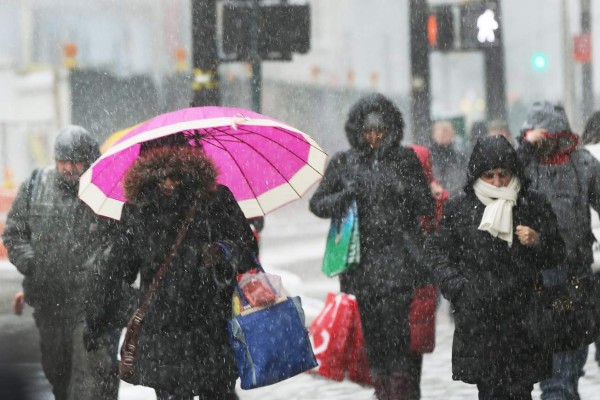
119;204;197;382
528;268;600;353
409;284;437;353
322;201;360;277
228;270;318;389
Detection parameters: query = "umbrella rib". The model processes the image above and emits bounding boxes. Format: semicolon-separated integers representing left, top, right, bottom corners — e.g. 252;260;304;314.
202;134;268;216
210;126;325;178
208;128;304;199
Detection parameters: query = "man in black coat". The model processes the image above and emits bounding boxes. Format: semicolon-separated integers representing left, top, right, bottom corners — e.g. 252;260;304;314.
2;126;118;400
310;94;433;400
517;101;600;400
430;120;467;198
429;136;565;399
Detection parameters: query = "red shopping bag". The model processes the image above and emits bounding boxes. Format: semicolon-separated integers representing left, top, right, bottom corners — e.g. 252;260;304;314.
346;298;372;386
308;293;355;381
409;284;437;353
308;293;373;385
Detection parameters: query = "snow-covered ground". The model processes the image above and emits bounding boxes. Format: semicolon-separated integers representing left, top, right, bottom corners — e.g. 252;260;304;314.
119;198;600;399
4;196;600;399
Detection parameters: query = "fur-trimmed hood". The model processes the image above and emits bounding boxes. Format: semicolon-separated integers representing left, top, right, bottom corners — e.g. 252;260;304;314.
123;145;217;206
344;93;405;152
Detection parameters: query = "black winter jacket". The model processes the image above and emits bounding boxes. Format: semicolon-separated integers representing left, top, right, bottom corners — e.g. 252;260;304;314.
429;137;565;385
309;94;433;295
2;167;115;310
90;148;258;395
518;142;600;274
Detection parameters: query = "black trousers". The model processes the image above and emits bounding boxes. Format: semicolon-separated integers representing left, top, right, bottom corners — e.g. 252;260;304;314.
477;381;534;400
356;290;414;373
33;308;74;400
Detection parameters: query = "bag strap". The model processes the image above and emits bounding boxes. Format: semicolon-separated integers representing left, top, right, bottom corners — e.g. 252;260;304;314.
26;168;42;211
136;204;198;318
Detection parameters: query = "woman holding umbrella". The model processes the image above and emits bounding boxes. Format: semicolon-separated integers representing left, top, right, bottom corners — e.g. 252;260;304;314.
86;135;258;400
310;94;434;399
428;136;565;399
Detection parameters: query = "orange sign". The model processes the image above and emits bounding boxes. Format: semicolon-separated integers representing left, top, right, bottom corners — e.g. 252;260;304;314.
573;33;592;63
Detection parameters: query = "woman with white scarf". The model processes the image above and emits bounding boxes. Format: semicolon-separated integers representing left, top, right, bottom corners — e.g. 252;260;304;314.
428;136;565;400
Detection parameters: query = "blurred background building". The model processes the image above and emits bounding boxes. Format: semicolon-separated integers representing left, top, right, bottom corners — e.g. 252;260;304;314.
0;0;598;182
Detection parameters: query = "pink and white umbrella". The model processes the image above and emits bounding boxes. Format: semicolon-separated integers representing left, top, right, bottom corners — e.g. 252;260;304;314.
79;106;327;220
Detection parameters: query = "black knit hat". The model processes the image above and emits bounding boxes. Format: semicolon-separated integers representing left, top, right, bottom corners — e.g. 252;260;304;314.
54;125;100;164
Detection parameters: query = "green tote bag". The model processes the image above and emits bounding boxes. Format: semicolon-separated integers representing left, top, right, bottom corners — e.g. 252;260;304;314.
322;201;360;277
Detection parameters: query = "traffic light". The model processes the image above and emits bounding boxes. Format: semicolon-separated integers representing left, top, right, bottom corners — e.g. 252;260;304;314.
460;1;502;49
221;4;311;61
428;5;454;52
531;53;548;71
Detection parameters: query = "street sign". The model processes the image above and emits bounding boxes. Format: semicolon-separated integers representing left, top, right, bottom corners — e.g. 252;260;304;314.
573;33;592;63
221;4;311;62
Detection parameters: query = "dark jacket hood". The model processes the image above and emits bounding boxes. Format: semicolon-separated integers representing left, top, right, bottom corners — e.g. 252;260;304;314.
344;93;404;151
465;136;527;192
123;145;217;206
519;101;572;139
517;101;579;160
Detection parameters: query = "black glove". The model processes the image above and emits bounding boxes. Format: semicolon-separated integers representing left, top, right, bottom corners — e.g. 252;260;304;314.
83;325;101;352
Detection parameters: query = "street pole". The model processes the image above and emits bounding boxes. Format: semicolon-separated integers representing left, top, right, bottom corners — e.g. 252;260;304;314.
561;0;576;126
190;0;220;107
483;0;507;121
581;0;593;122
409;0;431;145
250;0;262;113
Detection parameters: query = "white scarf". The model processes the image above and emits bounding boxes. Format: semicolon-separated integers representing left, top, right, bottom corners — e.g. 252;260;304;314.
473;176;521;245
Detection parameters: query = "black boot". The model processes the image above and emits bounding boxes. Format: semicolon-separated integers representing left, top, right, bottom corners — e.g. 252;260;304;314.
389;372;413;400
372;374;391;400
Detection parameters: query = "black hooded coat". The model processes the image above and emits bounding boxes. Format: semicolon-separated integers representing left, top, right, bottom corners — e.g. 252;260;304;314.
309;94;433;295
517;101;600;275
428;136;565;385
309;95;433;373
90;147;258;395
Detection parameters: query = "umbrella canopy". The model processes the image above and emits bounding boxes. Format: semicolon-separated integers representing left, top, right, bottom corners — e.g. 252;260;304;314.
79;106;327;220
99;124;143;153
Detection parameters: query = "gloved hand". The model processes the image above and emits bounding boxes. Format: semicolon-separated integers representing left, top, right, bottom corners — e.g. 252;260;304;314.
83;324;100;352
341;177;359;199
201;241;233;268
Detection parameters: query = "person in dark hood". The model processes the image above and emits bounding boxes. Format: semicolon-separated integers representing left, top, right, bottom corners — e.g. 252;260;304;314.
310;94;434;400
85;135;258;400
2;125;118;400
517;101;600;400
428;136;565;399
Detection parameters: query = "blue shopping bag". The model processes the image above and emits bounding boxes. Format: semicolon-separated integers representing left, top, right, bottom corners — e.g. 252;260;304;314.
228;294;318;389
